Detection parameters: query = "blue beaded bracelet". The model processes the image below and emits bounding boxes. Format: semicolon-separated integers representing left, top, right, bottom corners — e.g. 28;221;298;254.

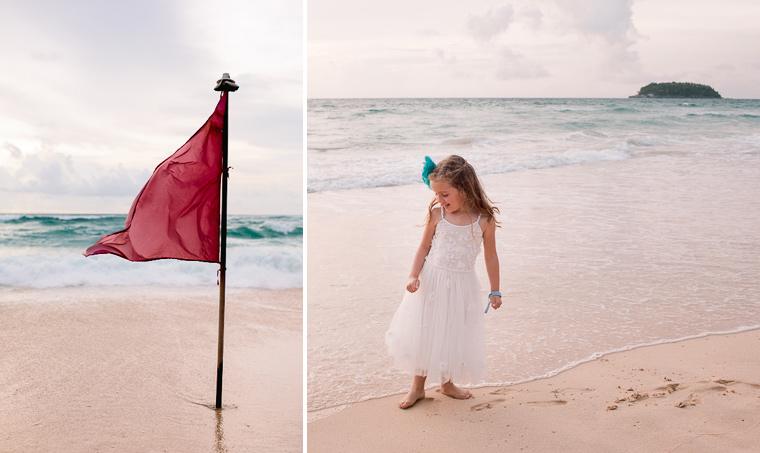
485;291;502;313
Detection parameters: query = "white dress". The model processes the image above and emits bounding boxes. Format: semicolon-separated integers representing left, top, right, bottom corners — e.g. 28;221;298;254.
385;207;486;384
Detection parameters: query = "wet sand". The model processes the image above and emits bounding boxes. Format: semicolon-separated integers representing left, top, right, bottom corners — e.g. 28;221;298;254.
307;152;760;451
309;329;760;452
0;286;302;452
307;155;760;419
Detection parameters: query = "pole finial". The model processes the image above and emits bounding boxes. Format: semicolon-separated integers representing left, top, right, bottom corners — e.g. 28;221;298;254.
214;73;239;92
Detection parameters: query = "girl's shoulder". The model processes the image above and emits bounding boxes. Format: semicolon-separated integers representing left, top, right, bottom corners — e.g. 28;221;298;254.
478;213;497;231
428;206;444;225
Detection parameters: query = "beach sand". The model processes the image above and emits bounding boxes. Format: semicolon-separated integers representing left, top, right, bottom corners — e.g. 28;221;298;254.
308;329;760;452
0;286;302;452
308;156;760;415
307;154;760;451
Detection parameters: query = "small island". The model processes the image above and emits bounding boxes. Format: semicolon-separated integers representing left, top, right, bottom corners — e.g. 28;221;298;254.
629;82;722;99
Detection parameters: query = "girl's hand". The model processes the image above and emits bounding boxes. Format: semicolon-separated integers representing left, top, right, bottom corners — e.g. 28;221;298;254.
407;277;421;293
489;294;502;310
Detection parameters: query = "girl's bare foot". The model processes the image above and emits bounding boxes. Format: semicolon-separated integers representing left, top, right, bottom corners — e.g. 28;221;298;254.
440;381;472;400
398;388;426;409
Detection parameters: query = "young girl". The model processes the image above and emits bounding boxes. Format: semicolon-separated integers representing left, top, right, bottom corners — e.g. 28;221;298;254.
385;155;501;409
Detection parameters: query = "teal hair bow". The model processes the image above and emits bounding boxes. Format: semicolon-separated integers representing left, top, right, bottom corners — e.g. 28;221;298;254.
422;156;436;189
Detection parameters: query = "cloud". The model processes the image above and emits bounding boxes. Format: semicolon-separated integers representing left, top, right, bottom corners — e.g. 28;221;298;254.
0;1;302;214
552;0;643;78
433;49;457;65
517;4;543;28
605;42;643;74
0;147;148;197
555;0;638;46
3;142;22;159
467;5;516;41
495;47;550;80
459;4;550;83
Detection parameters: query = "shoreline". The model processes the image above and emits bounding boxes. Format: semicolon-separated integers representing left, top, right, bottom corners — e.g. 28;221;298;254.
307;155;760;420
307;324;760;423
308;328;760;452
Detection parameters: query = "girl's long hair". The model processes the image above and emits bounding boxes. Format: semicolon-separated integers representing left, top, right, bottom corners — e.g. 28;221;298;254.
425;155;500;226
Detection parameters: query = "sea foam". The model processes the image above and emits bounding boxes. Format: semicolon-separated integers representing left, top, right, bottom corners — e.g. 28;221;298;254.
0;247;302;289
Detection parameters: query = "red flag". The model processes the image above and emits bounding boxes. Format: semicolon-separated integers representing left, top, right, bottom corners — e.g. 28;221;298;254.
85;93;227;262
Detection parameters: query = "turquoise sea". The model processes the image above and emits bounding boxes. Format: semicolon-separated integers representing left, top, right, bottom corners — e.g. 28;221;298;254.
0;214;302;288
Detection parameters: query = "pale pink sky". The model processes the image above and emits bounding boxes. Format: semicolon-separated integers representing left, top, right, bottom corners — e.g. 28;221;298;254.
308;0;760;98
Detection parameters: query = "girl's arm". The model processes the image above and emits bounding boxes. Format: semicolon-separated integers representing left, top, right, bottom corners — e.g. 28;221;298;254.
407;212;439;293
482;216;501;310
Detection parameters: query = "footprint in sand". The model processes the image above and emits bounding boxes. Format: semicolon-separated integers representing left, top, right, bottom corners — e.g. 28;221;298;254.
615;392;649;404
527;400;567;407
489;388;513;395
612;378;760;411
471;399;506;411
654;383;681;394
714;379;760;390
675;393;700;408
679;380;729;394
551;387;594;395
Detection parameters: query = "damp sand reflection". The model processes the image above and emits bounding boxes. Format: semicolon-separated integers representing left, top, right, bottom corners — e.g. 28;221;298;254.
0;286;303;452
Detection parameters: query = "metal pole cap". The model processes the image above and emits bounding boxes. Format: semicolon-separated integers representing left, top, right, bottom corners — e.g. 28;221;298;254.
214;73;239;92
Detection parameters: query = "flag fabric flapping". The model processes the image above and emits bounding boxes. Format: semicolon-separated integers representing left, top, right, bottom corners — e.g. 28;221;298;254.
85;93;227;262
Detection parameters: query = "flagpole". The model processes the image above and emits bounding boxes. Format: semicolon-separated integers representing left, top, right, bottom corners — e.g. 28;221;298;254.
214;73;239;409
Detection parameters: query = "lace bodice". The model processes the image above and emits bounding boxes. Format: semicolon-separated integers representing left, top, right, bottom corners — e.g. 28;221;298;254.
425;210;483;272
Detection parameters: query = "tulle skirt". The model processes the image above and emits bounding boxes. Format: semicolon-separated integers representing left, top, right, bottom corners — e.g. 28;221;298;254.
385;261;486;384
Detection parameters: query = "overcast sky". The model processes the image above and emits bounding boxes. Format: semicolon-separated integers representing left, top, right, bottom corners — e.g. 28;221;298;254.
308;0;760;99
0;0;302;215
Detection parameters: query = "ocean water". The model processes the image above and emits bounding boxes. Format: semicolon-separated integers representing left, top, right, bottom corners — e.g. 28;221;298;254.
0;214;302;289
308;98;760;192
0;214;302;450
307;97;760;419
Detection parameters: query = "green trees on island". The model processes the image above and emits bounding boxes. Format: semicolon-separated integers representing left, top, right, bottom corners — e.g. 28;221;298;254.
630;82;722;98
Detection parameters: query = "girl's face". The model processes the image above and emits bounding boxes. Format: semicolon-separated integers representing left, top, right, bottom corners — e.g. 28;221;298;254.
430;179;464;213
